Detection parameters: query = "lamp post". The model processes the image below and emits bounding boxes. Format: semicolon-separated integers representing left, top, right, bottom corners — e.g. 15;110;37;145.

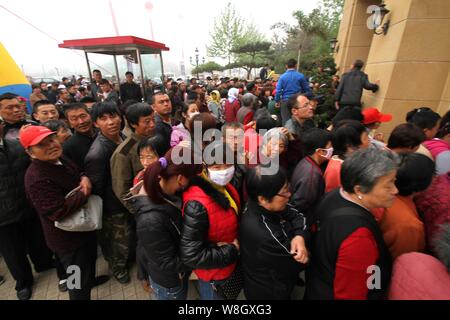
189;48;205;79
371;2;390;35
329;38;338;52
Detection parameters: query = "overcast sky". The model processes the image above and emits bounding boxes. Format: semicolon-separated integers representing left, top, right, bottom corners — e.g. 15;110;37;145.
1;0;319;78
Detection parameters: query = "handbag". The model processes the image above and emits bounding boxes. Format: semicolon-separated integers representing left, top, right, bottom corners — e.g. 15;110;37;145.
212;263;243;300
55;187;103;232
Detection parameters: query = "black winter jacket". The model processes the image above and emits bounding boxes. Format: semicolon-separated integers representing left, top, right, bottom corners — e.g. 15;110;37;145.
84;132;127;215
240;200;308;300
128;193;189;288
334;69;379;106
0;138;31;227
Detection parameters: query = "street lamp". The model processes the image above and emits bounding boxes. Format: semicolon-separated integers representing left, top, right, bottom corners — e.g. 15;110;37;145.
189;47;205;79
371;2;390;35
329;38;338;53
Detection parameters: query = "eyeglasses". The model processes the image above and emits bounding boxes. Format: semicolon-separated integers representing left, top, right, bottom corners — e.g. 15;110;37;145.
295;102;311;110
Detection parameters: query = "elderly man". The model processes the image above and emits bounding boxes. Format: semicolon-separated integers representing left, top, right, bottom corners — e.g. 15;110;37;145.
285;93;316;138
0;116;55;300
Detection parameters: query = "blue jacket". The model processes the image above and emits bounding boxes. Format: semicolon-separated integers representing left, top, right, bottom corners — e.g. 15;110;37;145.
275;69;311;102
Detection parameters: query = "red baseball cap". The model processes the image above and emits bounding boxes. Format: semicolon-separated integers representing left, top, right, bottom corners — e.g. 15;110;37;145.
362;108;392;125
19;126;55;149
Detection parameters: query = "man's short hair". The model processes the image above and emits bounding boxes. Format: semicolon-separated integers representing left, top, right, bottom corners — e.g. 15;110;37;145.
33;100;54;114
32;83;40;90
0;93;18;104
99;79;110;86
150;91;166;105
79;96;96;104
125;103;154;132
63;102;89;117
93;69;101;74
287;59;297;69
125;71;133;77
91;102;121;122
246;82;256;92
353;60;364;70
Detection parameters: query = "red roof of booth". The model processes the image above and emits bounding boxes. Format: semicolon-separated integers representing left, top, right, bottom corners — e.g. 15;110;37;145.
58;36;170;55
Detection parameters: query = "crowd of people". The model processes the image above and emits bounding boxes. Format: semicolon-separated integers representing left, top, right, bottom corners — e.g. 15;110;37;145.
0;58;449;301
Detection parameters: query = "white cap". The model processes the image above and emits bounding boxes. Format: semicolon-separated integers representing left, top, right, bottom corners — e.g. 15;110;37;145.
58;84;66;89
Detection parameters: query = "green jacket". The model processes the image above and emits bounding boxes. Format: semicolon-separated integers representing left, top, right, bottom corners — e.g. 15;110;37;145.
110;132;143;213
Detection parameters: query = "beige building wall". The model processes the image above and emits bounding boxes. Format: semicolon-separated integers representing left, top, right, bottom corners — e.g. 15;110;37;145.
335;0;450;136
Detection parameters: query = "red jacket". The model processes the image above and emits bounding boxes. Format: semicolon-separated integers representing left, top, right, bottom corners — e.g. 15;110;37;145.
224;99;240;123
182;180;240;281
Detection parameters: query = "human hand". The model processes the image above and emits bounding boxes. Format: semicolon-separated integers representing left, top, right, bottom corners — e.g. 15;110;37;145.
275;102;280;109
79;176;92;197
374;132;384;142
290;236;309;264
280;127;295;141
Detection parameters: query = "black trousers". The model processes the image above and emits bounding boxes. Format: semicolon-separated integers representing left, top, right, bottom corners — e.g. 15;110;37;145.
0;214;54;291
57;236;97;300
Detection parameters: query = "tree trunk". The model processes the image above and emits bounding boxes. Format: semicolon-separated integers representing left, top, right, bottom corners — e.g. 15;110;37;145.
297;46;302;71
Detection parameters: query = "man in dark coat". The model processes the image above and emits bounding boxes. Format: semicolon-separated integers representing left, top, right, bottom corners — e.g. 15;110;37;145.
334;59;379;109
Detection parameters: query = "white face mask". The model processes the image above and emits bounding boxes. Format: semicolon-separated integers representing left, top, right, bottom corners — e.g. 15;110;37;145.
318;147;334;160
188;111;200;119
208;166;235;186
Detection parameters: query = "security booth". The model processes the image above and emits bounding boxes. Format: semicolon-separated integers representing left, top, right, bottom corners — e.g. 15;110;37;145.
58;36;170;100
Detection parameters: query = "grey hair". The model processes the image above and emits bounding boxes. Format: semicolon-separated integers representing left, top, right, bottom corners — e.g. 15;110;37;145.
261;128;289;149
432;224;450;272
341;148;399;194
242;93;257;108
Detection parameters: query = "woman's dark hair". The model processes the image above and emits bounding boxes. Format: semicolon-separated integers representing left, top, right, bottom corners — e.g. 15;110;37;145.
137;134;169;157
143;147;202;204
436;110;450;139
189;112;217;145
332;106;364;127
303;128;332;156
246;166;288;202
406;107;441;130
331;120;367;158
256;116;277;132
125;103;153;131
42;119;69;132
91;101;121;122
395;153;435;196
387;123;425;150
203;140;234;165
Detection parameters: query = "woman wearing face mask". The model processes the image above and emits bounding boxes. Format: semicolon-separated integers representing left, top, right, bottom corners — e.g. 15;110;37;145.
170;103;199;147
126;147;202;300
324;120;370;193
180;141;241;300
290;128;333;221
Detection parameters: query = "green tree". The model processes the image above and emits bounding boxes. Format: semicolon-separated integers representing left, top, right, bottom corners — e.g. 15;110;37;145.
225;41;273;79
207;2;246;64
192;61;224;75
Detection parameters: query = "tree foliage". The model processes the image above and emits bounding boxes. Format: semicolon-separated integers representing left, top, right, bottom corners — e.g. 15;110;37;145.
207;2;246;64
225;41;273;79
192;61;224;75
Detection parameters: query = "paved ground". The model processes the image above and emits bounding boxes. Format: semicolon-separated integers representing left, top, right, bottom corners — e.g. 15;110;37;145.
1;253;304;300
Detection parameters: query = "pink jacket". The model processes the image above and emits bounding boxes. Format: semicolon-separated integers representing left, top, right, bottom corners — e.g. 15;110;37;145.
423;138;450;159
388;252;450;300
